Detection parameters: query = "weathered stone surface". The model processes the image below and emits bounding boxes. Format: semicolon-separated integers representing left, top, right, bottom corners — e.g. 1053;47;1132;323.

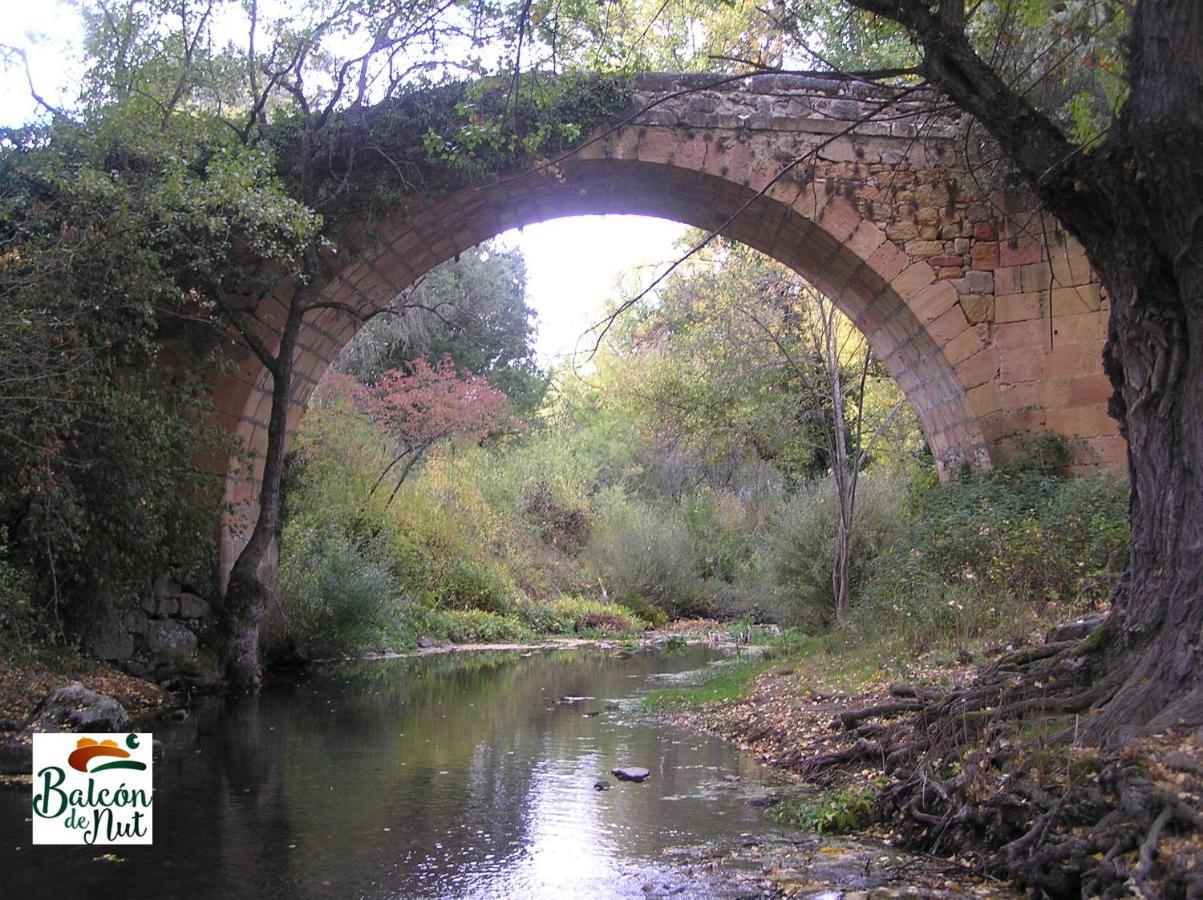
177;592;210;619
885;222;918;242
953;271;994;294
31;682;132;734
960;295;995;325
157;595;180;617
122;609;149;634
612;766;651;782
146;620;197;657
153;576;181;599
88;620;134;663
1046;614;1107;644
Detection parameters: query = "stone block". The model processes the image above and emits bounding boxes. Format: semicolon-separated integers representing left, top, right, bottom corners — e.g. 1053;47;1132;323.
994;291;1044;323
904;239;945;258
952;270;994;294
959;294;995;324
178;592;210;619
971;241;999;270
146;620;198;657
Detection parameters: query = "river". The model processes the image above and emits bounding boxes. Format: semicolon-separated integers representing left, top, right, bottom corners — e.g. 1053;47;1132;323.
0;644;999;898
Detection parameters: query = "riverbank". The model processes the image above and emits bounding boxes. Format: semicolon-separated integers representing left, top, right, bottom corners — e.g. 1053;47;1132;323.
651;623;1203;897
0;647;170;728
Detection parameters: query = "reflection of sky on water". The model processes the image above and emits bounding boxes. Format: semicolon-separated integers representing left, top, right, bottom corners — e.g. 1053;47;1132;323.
0;646;765;899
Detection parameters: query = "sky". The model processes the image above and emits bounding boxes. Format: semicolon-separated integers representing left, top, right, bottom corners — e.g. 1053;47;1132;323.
499;217;687;365
0;2;688;366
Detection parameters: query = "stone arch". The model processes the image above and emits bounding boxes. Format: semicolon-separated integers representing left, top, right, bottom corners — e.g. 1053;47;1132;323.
210;74;1121;582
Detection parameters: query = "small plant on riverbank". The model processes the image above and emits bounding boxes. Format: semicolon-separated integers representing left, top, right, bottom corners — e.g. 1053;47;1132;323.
769;784;882;834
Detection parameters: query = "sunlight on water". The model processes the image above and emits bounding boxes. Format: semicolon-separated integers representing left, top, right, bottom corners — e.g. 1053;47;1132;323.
0;646;768;899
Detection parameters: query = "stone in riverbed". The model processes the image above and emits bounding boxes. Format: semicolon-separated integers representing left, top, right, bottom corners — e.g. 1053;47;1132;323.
612;766;650;782
593;780;611;791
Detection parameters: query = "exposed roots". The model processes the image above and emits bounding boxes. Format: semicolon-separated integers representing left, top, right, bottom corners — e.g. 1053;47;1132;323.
797;624;1203;897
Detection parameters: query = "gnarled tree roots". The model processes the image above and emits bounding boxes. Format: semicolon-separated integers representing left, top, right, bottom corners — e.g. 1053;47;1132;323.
800;628;1203;897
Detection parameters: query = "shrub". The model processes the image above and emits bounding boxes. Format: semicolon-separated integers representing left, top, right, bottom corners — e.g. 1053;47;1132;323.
433;558;515;614
428;608;532;643
858;464;1129;651
868;469;1128;610
278;519;398;657
765;474;908;628
769;785;881;834
545;594;645;634
583;488;707;617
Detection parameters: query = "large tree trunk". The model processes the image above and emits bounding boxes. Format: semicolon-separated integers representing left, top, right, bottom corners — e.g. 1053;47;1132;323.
220;289;305;689
1077;0;1203;740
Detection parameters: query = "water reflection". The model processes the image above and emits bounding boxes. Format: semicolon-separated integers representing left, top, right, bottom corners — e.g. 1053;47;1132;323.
0;646;766;898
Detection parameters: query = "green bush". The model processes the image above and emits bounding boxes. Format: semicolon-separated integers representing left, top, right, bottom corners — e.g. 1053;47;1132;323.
769;785;881;834
857;463;1129;650
583;488;708;617
766;474;908;628
426;608;533;643
278;519;398;657
869;469;1128;608
433;558;515;614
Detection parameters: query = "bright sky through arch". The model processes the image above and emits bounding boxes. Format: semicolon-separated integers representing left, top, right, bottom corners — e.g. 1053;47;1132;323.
500;216;688;367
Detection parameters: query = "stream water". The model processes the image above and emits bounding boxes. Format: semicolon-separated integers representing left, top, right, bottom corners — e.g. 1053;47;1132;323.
0;645;995;898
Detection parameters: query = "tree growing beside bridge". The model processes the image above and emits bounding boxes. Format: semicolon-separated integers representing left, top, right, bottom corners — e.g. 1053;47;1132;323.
780;0;1203;740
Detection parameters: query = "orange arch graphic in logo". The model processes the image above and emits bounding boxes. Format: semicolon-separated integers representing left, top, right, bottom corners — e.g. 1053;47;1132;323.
67;737;147;773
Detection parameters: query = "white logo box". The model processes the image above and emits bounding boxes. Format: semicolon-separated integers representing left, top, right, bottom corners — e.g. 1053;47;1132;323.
31;732;153;845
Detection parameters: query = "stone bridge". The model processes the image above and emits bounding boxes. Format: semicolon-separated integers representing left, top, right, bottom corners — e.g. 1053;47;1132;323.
211;73;1122;584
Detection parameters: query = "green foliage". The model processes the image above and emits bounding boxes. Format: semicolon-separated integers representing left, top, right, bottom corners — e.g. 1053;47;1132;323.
857;458;1129;651
435;560;516;615
766;475;909;629
407;607;534;644
769;784;882;834
583;487;707;617
277;520;398;657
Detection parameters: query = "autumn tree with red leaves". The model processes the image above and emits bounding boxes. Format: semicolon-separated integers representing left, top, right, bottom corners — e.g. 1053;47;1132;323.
351;358;514;506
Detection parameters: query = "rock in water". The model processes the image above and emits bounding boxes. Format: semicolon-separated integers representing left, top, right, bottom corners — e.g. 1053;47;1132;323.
593;780;611;791
416;636;439;649
611;766;650;782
